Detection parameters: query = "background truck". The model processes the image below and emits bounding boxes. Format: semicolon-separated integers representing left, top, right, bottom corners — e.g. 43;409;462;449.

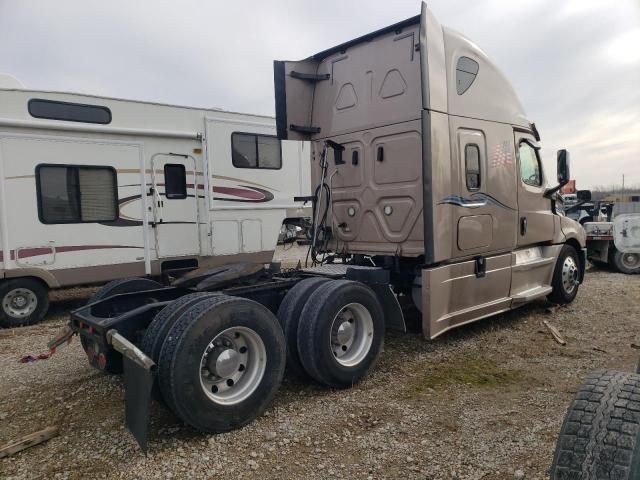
51;2;587;449
0;80;311;327
579;194;640;274
584;214;640;273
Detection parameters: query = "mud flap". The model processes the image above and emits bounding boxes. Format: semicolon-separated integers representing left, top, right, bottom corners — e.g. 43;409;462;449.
123;356;155;451
370;284;406;333
106;329;156;451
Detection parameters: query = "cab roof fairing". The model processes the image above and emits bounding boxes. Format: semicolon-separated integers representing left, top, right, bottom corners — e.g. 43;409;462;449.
305;4;531;129
441;26;531;128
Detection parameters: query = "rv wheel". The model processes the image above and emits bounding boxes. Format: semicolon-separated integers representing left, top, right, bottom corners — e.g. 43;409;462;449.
276;277;331;379
81;277;162;374
158;295;285;433
612;250;640;275
550;370;640;480
0;278;49;328
548;245;581;305
297;280;384;388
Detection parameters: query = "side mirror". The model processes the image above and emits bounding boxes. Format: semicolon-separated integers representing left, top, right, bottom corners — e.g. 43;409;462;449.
576;189;591;202
544;149;572;199
557;149;570;186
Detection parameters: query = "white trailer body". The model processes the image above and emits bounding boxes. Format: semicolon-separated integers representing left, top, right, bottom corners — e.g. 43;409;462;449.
0;87;310;325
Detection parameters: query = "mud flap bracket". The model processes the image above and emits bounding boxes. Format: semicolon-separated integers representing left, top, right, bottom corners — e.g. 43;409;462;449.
106;330;156;451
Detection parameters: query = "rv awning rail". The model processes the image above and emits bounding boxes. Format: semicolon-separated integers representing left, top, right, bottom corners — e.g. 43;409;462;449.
0;118;202;140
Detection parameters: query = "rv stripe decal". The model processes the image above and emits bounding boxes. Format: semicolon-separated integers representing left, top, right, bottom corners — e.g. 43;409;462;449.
211;175;280;192
98;182;277;228
0;245;144;262
212;186;274;202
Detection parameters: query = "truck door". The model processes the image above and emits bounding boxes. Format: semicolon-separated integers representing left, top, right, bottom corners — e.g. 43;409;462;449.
514;132;554;246
150;154;201;257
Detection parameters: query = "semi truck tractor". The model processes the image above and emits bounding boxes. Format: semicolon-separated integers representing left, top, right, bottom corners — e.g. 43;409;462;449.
48;3;587;449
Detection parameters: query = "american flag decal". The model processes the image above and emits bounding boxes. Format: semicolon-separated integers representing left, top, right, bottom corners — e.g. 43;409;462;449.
491;141;514;168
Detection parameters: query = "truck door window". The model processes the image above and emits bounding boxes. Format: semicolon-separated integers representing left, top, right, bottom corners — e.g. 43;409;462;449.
465;144;481;191
36;164;118;224
518;141;542;187
164;163;187;199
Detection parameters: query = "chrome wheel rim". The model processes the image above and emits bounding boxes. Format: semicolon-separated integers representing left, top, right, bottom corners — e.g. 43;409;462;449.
621;253;640;270
2;288;37;318
329;302;374;367
199;326;266;405
561;256;579;294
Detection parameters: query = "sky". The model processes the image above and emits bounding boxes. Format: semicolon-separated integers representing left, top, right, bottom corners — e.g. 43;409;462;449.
0;0;638;189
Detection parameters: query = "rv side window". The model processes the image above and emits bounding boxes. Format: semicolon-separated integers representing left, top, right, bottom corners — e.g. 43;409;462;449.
28;99;112;124
465;144;481;191
164;164;187;199
518;142;543;187
36;165;118;224
231;133;282;169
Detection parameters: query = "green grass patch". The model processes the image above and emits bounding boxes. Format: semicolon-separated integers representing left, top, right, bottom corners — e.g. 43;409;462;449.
408;357;524;394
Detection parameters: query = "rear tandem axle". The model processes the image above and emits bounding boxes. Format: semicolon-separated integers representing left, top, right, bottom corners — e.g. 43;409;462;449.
61;262;404;449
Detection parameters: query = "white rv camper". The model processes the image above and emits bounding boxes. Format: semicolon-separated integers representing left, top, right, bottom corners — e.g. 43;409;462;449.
0;85;310;327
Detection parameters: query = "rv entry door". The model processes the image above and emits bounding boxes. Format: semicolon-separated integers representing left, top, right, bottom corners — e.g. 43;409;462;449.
514;133;554;246
150;154;201;258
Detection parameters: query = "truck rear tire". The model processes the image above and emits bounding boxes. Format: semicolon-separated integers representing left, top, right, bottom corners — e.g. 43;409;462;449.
548;245;581;305
297;280;384;388
141;292;219;364
550;370;640;480
158;295;286;433
0;278;49;328
81;277;162;374
612;250;640;274
276;277;331;379
88;277;162;303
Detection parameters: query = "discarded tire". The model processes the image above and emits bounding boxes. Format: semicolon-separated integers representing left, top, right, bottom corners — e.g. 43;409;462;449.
297;280;384;388
550;370;640;479
548;244;581;304
276;276;331;379
81;277;162;374
158;295;286;433
0;277;49;328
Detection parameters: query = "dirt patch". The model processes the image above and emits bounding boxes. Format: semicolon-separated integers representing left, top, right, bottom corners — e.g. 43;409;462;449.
0;253;639;479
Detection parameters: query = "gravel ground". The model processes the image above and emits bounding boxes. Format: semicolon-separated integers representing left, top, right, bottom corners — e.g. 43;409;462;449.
0;247;639;480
